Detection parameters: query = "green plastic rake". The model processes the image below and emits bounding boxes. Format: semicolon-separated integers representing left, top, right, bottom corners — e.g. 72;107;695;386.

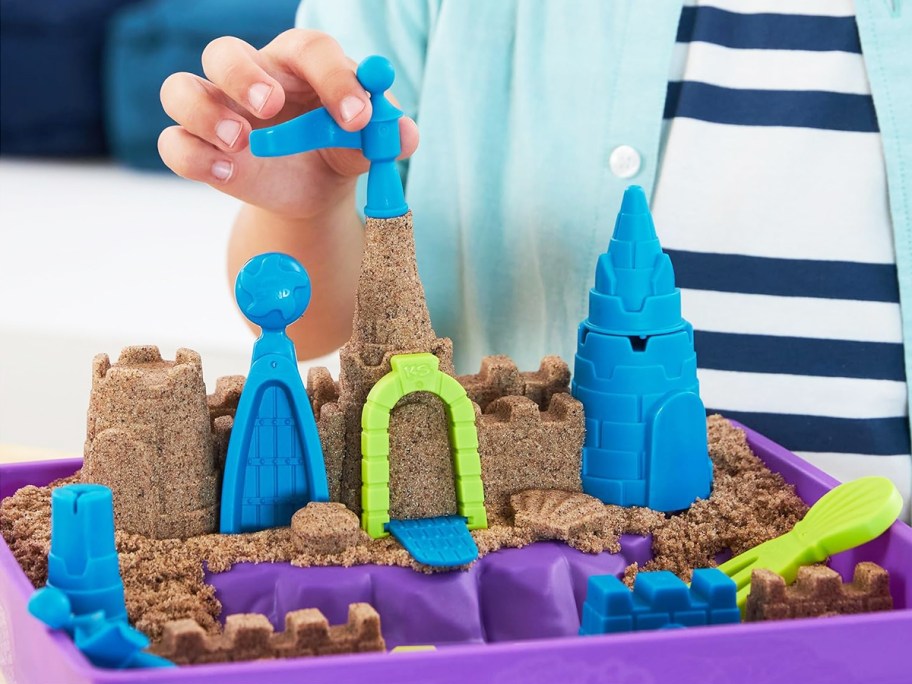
718;476;902;612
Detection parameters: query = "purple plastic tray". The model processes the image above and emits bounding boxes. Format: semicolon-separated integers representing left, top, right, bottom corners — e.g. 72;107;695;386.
1;425;910;684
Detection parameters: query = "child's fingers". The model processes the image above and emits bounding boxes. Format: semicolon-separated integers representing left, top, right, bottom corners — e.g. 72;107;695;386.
158;125;240;186
400;116;420;160
263;29;372;132
201;36;286;120
160;73;252;153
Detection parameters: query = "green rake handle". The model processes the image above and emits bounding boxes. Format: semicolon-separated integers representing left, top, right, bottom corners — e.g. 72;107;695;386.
719;476;902;611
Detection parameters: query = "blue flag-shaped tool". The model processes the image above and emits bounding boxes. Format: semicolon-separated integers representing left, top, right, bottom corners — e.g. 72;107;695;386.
250;55;408;219
220;253;329;534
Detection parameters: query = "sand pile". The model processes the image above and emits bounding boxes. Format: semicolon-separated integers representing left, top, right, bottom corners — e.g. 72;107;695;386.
1;416;806;645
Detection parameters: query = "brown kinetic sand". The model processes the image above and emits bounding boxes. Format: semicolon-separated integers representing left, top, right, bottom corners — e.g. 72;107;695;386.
82;346;219;539
151;603;385;664
0;474;80;587
319;212;460;520
631;414;810;582
207;375;244;478
309;212;587;521
480;392;584;519
291;502;369;555
308;367;346;503
510;489;664;554
458;355;571;412
387;392;458;519
745;563;893;621
2;416;808;648
207;375;245;423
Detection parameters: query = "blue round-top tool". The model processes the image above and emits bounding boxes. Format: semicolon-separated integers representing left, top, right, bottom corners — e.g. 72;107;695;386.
235;252;312;331
221;252;329;534
249;55;408;219
357;55;395;95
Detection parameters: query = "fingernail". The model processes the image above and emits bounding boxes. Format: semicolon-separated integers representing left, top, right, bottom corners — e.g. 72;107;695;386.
248;83;272;112
339;96;366;123
215;119;242;148
211;160;233;181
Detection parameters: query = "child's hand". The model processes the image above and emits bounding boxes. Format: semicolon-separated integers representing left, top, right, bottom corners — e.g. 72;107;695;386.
158;30;419;220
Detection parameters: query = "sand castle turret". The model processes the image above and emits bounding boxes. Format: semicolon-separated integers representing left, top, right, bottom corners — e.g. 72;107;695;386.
82;346;218;538
332;212;459;518
309;216;586;522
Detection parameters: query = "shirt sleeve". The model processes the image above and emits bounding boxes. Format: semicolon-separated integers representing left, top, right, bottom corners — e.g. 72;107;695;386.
296;0;439;122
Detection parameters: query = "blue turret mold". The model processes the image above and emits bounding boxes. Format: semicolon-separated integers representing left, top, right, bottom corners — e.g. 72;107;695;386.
250;55;408;219
27;484;173;669
220;253;329;534
572;185;713;511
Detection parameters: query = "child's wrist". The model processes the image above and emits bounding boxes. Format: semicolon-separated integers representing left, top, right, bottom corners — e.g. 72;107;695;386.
242;197;363;246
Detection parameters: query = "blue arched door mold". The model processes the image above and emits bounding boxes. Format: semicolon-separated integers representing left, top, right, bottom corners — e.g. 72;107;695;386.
220;253;329;533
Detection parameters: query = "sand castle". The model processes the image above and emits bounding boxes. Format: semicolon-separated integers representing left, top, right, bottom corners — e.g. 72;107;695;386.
82;346;219;539
309;213;584;523
77;211;585;548
745;563;893;621
153;603;384;664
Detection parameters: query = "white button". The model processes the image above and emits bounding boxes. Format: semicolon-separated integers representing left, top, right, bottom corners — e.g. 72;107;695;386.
609;145;641;178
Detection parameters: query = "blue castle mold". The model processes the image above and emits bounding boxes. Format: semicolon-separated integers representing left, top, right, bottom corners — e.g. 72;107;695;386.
579;568;740;635
572;185;713;511
27;484;173;669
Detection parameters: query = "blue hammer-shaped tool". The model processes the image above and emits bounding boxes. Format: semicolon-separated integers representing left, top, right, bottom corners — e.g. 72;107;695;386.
250;55;408;219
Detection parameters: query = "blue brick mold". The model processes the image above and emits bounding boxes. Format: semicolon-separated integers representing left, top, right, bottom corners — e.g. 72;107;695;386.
579;568;740;635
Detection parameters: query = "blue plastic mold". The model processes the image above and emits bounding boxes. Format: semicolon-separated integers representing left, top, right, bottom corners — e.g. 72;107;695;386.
387;516;480;568
586;186;684;336
579;568;740;635
249;55;408;219
27;484;173;669
219;253;329;534
36;484;127;621
572;185;712;512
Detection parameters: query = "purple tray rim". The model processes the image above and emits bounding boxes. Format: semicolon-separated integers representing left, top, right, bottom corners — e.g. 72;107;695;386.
2;425;911;683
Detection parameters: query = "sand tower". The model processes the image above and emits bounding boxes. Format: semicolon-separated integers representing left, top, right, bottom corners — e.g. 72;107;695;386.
332;212;459;519
82;346;218;538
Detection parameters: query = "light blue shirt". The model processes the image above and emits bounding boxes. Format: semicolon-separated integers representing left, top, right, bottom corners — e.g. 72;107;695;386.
298;0;911;367
299;1;684;372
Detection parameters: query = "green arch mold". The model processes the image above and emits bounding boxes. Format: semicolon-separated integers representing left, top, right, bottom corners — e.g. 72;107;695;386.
360;353;488;539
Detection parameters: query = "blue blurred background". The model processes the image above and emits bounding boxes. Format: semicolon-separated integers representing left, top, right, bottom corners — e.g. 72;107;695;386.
1;0;298;166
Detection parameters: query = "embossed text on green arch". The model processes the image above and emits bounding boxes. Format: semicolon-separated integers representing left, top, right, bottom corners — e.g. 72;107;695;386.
360;353;488;539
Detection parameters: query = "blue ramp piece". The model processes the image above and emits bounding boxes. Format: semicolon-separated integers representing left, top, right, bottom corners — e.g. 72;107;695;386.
220;253;329;534
387;516;479;568
250;55;408;219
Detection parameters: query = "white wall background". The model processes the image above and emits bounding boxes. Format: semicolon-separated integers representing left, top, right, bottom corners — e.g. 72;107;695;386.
0;160;338;456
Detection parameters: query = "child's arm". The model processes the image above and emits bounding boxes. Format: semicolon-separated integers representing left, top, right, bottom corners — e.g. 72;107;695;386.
158;30;419;357
228;202;365;359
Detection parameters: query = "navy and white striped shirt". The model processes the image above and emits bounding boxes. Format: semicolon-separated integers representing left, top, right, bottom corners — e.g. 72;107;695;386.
652;0;910;516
